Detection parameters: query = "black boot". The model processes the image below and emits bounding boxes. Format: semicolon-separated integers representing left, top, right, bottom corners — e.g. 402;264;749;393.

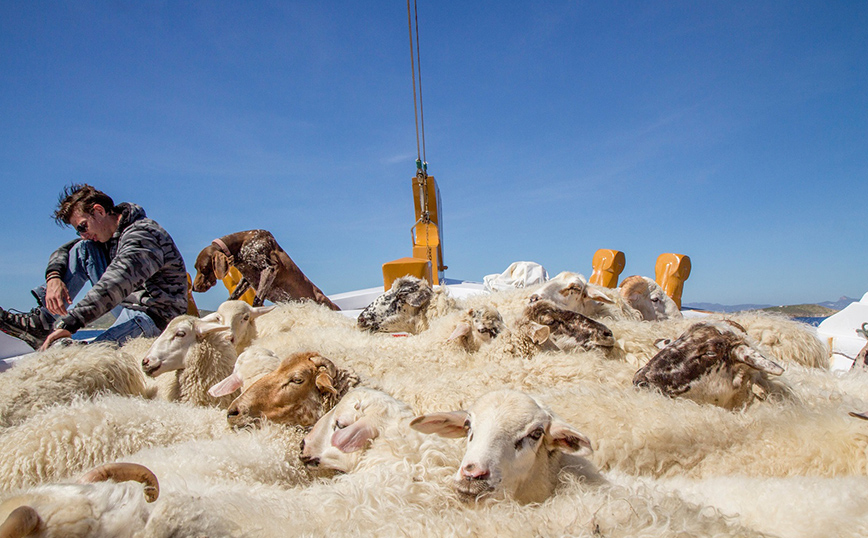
0;307;54;350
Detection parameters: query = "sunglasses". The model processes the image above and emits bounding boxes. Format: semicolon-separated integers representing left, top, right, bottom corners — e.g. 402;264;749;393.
75;220;89;236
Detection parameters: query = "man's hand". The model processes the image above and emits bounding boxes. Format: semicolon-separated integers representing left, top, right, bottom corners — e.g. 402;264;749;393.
39;328;72;351
45;279;71;316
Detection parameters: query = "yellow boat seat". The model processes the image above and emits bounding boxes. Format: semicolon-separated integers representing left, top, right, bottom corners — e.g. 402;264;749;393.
589;249;625;289
382;257;433;291
655;253;691;309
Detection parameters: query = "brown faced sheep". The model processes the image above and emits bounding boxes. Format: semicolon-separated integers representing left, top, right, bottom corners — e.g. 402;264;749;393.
225;351;360;428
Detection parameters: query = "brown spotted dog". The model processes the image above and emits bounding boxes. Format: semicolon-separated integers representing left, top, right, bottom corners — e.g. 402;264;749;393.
192;230;339;310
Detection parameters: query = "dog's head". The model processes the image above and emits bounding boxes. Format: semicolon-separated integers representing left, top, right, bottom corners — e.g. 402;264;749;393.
193;244;232;292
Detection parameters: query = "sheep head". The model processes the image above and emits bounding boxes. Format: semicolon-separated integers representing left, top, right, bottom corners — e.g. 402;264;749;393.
529;272;613;314
208;346;280;398
522;299;616;351
357;276;433;333
410;389;593;505
226;351;357;429
447;306;506;352
619;275;682;321
201;300;275;354
299;388;414;474
633;320;784;409
141;315;230;377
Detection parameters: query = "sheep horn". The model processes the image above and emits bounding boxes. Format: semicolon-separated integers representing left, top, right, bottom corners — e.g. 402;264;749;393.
78;462;160;503
0;506;40;538
618;275;648;297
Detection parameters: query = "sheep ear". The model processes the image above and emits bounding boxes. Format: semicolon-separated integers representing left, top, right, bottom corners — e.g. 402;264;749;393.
209;372;243;397
331;417;377;453
585;287;614;304
213;252;230;279
448;322;472;342
546;421;593;457
315;367;338;396
731;344;784;375
529;322;551;345
250;305;276;319
405;287;432;308
559;283;584;298
200;312;220;323
410;411;469;438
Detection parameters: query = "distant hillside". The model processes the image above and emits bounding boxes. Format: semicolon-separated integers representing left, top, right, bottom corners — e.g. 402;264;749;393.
761;304;840;317
816;296;860;310
683;296;859;316
683;302;773;313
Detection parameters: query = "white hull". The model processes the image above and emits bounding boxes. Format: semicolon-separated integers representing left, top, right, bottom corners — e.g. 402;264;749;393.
818;292;868;371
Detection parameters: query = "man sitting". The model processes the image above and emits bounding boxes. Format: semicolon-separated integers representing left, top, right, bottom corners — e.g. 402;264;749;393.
0;184;188;350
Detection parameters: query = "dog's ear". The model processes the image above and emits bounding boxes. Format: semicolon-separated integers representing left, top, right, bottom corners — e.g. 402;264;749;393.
213;252;231;279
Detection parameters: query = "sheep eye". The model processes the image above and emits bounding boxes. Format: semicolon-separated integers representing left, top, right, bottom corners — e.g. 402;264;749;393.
335;420;347;430
651;297;660;303
175;330;186;338
242;314;250;321
515;428;544;450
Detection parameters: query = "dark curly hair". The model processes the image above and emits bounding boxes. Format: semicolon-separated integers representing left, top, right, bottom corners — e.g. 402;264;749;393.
53;184;118;226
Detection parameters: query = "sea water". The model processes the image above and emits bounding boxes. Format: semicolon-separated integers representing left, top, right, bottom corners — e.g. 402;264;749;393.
794;317;827;327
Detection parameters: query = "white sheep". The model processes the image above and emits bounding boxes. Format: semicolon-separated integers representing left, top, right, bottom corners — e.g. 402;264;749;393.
208;345;281;398
0;394;228;493
140;315;238;408
2;289;862;538
0;463;159;538
618;275;682;320
0;343;150;428
530;271;643;321
300;387;418;473
652;474;868;538
411;389;604;504
200;300;276;354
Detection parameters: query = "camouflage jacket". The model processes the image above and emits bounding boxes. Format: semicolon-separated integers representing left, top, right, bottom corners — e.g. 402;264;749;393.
46;203;188;333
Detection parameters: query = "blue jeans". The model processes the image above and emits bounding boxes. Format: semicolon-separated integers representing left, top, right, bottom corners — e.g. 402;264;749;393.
32;240;160;345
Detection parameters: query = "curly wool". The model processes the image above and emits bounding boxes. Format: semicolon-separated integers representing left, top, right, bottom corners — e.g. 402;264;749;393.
0;343;150;428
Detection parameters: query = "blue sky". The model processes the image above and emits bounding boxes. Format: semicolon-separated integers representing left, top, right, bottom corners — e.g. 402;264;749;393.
1;1;865;312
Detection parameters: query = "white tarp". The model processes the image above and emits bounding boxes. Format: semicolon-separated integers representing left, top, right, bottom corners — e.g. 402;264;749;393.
818;292;868;371
483;262;549;292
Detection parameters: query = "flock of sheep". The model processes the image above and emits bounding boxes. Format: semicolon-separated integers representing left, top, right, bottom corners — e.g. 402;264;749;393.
1;270;866;537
